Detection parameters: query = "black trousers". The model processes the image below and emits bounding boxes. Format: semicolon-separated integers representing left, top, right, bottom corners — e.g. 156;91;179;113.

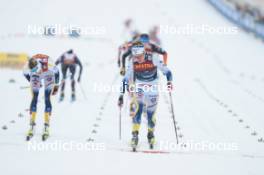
61;64;76;93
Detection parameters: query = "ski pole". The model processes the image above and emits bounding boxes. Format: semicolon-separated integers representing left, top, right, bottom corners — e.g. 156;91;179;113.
20;86;30;89
168;91;179;144
78;82;88;100
119;106;122;140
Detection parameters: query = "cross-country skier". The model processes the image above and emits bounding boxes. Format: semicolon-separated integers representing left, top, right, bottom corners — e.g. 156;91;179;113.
55;49;83;101
117;42;173;151
120;33;168;76
121;18;138;42
117;32;140;68
149;26;161;46
23;54;60;141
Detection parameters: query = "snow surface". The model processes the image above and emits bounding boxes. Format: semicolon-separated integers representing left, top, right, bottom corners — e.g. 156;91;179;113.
0;0;264;174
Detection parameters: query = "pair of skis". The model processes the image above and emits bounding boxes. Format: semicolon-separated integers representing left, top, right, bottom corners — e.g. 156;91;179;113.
26;133;49;141
131;134;154;152
58;81;87;103
26;124;49;141
59;94;76;102
131;142;154;152
119;91;179;152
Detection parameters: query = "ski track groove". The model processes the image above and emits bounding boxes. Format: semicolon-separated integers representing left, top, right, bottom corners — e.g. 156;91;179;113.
194;78;264;143
87;73;120;142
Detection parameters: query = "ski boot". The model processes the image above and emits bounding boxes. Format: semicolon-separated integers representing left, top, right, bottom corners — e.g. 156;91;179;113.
42;123;49;141
42;112;50;141
59;92;64;102
147;131;155;149
71;92;76;102
131;131;139;152
26;121;36;141
26;112;37;141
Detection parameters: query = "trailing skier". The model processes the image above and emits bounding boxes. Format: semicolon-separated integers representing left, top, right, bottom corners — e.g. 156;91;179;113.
55;49;83;102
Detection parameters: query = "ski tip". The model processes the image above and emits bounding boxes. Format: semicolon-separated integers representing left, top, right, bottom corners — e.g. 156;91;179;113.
141;150;170;154
130;149;170;154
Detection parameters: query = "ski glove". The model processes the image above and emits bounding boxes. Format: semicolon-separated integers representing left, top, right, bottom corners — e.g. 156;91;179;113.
120;67;126;76
52;85;59;95
117;59;121;68
167;81;173;91
77;75;81;82
118;95;124;107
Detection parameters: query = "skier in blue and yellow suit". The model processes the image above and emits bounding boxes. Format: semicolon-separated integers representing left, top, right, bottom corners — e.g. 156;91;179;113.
118;42;173;149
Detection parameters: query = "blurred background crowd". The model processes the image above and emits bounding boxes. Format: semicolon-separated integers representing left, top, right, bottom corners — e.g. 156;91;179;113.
225;0;264;24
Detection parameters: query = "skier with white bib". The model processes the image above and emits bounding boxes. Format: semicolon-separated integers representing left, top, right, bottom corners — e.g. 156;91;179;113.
23;54;60;141
118;42;173;151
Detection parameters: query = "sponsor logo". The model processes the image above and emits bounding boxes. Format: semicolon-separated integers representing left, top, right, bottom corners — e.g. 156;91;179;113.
134;61;155;71
0;52;28;69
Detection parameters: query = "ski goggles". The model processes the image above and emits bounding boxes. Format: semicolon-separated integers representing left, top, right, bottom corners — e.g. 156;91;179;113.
131;46;145;56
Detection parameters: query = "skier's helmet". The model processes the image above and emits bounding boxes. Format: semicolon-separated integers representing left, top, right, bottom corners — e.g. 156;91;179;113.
131;41;145;56
28;57;38;70
67;49;73;54
139;33;150;44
